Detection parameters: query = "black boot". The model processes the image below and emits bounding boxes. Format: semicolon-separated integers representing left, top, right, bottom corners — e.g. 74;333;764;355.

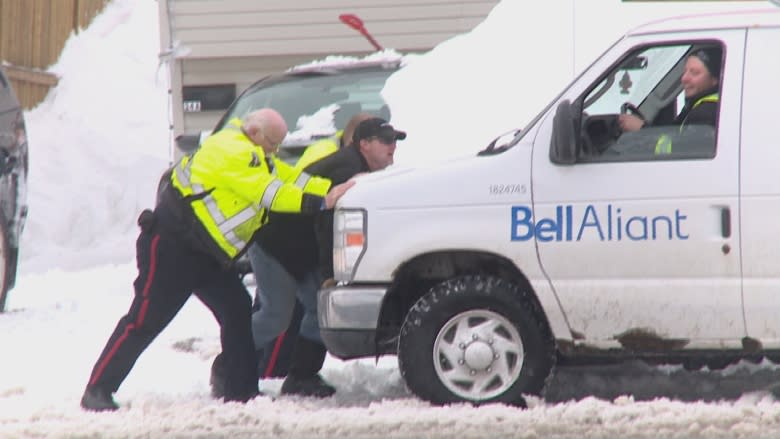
209;353;226;399
280;374;336;398
280;337;335;398
80;386;119;412
212;351;263;402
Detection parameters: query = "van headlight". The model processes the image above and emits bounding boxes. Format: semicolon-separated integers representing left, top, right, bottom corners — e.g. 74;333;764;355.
333;208;367;282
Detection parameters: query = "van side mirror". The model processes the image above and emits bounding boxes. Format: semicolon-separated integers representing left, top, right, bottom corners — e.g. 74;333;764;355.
549;100;578;165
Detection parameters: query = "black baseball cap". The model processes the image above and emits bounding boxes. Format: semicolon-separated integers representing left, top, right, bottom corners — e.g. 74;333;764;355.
352;117;407;145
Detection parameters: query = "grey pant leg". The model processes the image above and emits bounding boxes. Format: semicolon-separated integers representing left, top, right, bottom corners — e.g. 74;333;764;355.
296;269;324;343
248;243;298;349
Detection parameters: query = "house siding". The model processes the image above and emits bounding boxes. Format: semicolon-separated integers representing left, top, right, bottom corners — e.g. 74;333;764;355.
159;0;498;142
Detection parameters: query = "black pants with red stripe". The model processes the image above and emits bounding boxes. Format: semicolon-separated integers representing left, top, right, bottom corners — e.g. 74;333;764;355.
84;219;258;402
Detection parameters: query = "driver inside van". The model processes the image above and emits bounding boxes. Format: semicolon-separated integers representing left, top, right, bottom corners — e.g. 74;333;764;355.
618;47;721;154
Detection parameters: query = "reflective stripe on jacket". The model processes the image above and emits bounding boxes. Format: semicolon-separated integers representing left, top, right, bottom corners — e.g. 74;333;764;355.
678;93;719;131
171;118;331;259
655;93;719;155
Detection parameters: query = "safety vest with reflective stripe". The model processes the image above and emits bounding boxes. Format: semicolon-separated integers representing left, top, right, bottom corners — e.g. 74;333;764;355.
171;118;331;259
655;93;719;155
295;131;343;170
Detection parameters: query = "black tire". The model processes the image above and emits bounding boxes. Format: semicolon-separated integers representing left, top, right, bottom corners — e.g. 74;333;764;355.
398;275;555;406
0;221;11;312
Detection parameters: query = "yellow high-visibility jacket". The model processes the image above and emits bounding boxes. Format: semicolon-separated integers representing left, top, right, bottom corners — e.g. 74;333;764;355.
295;131;343;170
171;118;331;260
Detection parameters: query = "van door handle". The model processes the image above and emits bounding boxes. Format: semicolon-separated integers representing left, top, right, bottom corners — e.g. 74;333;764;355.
720;207;731;238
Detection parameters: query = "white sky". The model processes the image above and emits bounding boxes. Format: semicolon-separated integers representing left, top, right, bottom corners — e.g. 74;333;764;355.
3;0;780;437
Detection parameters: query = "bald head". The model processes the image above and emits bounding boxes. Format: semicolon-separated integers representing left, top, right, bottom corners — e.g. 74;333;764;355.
243;108;288;154
342;112;375;148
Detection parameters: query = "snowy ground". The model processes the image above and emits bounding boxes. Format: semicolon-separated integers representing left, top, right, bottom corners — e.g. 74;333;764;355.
5;276;780;439
3;0;780;437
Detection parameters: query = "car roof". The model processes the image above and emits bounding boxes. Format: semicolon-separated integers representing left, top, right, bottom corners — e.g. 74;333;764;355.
628;8;780;37
247;57;403;91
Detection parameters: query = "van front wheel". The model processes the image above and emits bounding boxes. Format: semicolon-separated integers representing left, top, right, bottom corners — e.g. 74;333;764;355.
397;275;555;407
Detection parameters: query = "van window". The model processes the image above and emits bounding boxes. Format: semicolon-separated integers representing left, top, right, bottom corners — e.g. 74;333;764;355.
577;42;723;162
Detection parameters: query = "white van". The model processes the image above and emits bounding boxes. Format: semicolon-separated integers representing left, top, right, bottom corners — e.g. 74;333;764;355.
318;9;780;406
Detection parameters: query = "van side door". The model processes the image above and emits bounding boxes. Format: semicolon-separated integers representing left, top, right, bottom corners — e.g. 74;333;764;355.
739;25;780;345
528;31;746;346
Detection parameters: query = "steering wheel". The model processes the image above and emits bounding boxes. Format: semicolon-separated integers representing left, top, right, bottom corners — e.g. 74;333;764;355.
620;102;646;123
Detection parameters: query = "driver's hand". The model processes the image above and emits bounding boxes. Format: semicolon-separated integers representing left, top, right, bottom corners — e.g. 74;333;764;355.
618;114;645;132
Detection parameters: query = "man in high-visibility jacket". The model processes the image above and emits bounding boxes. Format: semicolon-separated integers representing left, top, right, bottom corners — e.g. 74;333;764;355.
619;47;721;155
209;112;373;398
80;108;354;412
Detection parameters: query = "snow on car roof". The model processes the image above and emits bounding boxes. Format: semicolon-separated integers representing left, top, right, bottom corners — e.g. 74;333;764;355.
287;48;407;72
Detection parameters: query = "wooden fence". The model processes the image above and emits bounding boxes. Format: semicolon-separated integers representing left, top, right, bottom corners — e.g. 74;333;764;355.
0;0;109;109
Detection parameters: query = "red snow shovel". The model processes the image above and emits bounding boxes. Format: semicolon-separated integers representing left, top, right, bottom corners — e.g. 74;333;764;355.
339;14;383;51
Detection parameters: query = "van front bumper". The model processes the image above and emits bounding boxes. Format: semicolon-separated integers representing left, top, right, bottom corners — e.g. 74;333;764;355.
318;284;387;359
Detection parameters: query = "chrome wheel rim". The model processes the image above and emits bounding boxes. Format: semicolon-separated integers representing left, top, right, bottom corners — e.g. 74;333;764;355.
432;309;524;401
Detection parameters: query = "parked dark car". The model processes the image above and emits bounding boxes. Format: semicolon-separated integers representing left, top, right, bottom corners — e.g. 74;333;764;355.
163;57;402;207
161;56;403;263
0;66;29;312
166;56;402;376
176;57;402;164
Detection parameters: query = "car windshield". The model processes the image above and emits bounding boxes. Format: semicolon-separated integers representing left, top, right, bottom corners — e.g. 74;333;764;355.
220;67;397;148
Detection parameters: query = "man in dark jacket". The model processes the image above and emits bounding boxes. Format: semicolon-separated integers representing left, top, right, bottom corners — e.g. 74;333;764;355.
667;47;721;129
279;117;406;396
246;113;372;384
619;47;721;134
212;117;406;398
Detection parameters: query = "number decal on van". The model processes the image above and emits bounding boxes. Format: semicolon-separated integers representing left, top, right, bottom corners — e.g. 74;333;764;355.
489;184;526;195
